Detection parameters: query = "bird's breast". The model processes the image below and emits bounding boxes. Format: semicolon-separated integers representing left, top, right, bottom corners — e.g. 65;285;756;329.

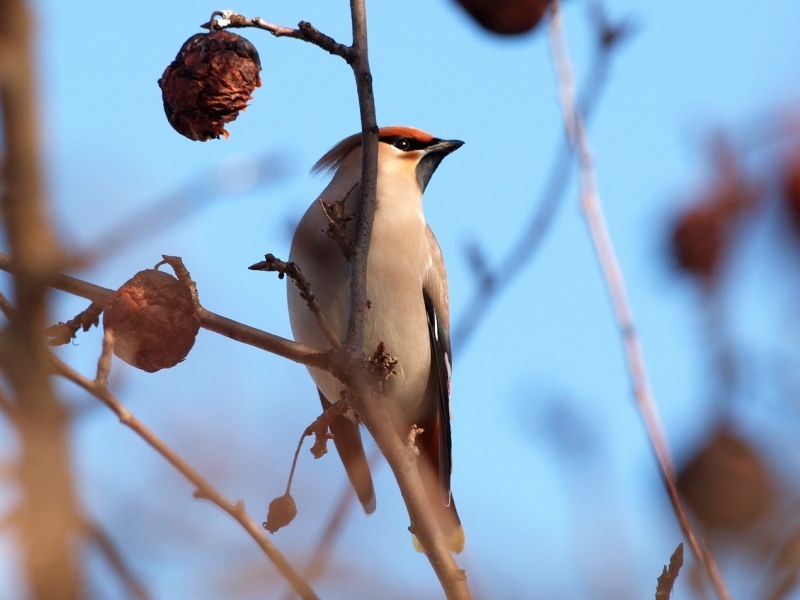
288;187;433;423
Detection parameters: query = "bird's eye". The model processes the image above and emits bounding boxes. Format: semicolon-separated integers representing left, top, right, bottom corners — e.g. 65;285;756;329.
394;138;411;151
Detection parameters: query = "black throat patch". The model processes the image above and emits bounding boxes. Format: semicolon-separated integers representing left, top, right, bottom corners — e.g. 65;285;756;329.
415;153;447;193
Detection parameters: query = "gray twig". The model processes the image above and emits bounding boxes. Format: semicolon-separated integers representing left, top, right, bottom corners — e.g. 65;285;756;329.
548;4;729;599
201;11;354;62
249;253;342;349
52;346;319;600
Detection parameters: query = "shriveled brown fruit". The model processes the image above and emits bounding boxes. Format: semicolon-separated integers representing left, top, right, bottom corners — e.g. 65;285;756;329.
671;205;728;281
678;430;773;531
783;152;800;232
263;493;297;534
670;176;760;282
103;269;200;372
158;30;261;141
454;0;552;35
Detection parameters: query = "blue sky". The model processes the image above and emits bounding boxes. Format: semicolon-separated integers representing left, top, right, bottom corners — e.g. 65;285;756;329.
1;0;800;598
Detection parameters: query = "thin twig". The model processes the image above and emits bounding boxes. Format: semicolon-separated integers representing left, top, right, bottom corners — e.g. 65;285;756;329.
341;0;379;356
452;4;633;352
318;183;358;261
45;301;103;346
52;340;319;600
50;1;469;594
0;200;469;599
0;252;333;372
333;2;471;597
202;11;354;61
281;448;382;600
284;400;348;496
249;253;342;349
655;543;684;600
82;518;150;600
548;4;730;599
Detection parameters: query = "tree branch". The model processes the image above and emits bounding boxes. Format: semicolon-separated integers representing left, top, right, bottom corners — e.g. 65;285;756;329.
341;0;379;355
249;253;342;349
0;251;333;371
282;448;382;599
202;11;354;61
655;543;684;600
547;4;730;599
53;331;319;600
201;2;468;593
35;0;471;594
0;0;82;596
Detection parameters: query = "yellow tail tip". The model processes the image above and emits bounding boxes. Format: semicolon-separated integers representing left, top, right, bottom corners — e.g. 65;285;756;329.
412;525;465;554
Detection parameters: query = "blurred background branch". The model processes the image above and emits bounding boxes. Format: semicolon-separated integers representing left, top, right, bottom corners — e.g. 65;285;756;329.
452;3;634;353
0;0;82;597
548;1;730;597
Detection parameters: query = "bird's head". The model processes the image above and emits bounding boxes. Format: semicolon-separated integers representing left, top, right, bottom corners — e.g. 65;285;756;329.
312;126;464;193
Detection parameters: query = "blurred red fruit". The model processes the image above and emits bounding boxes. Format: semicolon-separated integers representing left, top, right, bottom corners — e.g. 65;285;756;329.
678;430;773;531
454;0;553;35
158;30;261;141
103;269;200;373
783;152;800;232
671;204;728;281
670;161;760;283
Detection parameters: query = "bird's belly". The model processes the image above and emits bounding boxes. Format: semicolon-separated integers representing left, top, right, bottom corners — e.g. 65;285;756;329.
290;246;431;425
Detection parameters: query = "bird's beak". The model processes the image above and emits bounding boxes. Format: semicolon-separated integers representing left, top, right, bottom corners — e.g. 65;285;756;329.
425;139;464;156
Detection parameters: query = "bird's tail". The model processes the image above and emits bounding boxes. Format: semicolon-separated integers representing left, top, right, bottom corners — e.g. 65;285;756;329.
412;452;465;554
318;390;376;514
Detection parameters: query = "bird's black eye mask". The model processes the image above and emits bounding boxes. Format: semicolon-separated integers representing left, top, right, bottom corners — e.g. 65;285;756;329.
379;135;442;152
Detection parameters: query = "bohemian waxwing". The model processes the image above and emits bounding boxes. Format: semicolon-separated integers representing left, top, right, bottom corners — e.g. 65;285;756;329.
287;126;465;553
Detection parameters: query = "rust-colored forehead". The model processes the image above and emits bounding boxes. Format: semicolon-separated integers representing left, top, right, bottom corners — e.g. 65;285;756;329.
312;126;435;174
377;126;434;142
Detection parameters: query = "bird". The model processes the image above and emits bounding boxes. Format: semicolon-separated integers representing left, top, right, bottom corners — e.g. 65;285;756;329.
287;126;464;553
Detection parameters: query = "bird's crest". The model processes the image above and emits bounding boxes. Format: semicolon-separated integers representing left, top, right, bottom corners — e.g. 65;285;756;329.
312;126;435;175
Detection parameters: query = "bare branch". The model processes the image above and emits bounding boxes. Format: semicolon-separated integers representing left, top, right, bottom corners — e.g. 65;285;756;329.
655;543;684;600
0;251;333;371
547;4;729;599
95;329;114;387
282;448;382;599
341;0;379;356
46;301;103;346
249;253;342;349
319;183;358;260
52;350;319;600
202;2;470;594
0;0;82;595
202;11;354;61
356;383;469;599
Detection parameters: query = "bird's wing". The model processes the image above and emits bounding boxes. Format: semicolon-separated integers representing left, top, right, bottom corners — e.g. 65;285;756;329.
421;225;453;506
318;389;376;514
